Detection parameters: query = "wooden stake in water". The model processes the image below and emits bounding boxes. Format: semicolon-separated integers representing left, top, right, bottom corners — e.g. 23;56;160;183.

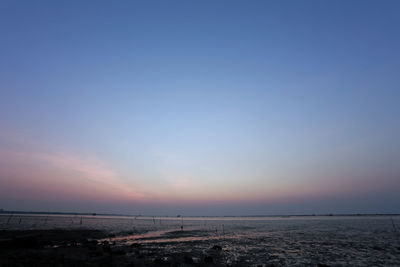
181;216;183;231
80;216;83;225
6;213;13;224
391;217;397;232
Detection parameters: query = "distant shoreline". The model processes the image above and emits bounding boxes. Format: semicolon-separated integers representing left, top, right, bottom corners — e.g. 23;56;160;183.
1;209;399;218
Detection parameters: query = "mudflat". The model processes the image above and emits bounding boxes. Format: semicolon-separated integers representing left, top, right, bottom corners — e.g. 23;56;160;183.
1;225;400;266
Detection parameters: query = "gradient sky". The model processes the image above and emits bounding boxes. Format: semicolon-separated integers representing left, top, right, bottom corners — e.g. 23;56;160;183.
1;0;399;215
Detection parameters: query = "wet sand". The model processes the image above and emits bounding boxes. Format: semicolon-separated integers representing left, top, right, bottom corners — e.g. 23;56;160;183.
1;226;400;266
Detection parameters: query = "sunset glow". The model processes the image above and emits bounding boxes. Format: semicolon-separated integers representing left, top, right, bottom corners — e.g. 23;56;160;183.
1;0;399;216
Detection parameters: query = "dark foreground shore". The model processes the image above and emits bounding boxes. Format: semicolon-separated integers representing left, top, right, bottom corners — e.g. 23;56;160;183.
0;229;240;267
1;227;400;266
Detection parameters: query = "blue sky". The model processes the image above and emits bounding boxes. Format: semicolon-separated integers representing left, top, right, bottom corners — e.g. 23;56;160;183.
0;0;399;215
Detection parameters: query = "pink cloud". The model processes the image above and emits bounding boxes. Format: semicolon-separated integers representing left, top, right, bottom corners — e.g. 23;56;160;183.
0;147;146;203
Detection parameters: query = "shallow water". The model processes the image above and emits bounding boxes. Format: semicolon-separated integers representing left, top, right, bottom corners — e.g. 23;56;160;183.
2;214;400;266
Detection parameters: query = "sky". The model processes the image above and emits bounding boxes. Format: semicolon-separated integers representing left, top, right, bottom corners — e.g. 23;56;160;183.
0;0;399;216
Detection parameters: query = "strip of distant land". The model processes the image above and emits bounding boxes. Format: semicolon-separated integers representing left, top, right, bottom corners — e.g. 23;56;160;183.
0;209;398;217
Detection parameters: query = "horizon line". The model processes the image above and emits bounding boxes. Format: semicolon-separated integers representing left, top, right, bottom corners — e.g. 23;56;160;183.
1;209;399;218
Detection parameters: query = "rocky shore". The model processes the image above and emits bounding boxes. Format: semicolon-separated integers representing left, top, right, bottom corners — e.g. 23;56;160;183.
0;229;235;266
1;226;400;266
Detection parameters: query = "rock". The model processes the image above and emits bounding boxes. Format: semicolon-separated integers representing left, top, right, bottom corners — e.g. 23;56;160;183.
69;240;78;247
0;236;40;249
112;249;126;255
154;257;169;265
85;240;98;251
89;250;103;257
211;245;222;250
102;244;112;253
130;243;141;248
204;256;213;263
184;255;194;264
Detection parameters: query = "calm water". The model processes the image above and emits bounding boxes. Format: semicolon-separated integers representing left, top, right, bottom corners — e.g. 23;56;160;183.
1;213;399;234
2;214;400;265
